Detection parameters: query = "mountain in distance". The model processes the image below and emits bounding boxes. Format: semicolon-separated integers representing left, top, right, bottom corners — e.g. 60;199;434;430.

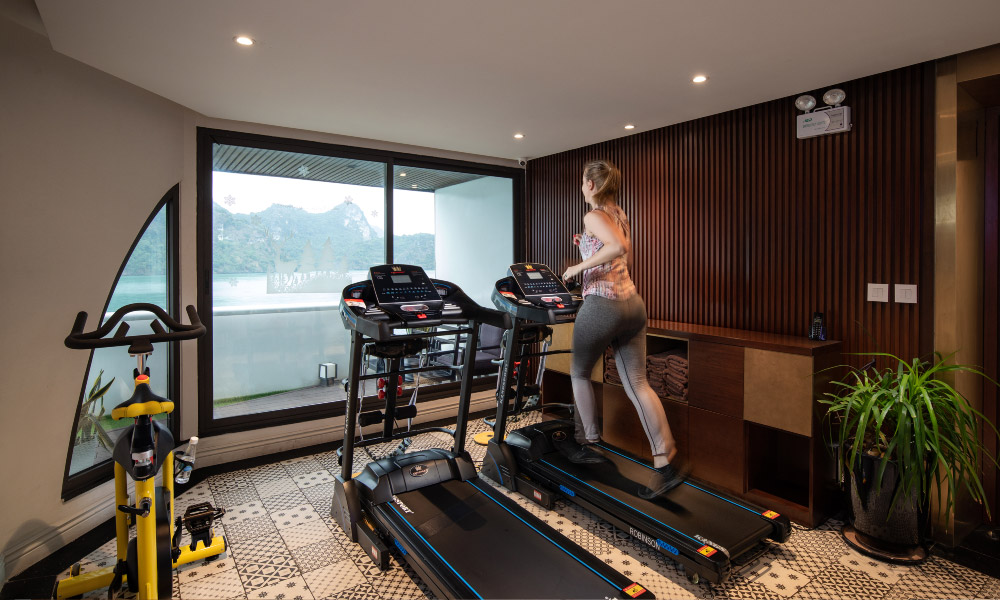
212;201;433;274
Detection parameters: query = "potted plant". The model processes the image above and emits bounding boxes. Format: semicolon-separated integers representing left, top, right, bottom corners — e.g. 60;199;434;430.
820;352;1000;563
76;369;115;450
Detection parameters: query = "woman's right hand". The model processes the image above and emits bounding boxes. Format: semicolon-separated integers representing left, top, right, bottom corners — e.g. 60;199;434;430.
562;263;583;283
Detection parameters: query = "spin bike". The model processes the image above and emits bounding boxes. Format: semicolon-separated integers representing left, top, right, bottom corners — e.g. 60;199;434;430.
54;304;226;600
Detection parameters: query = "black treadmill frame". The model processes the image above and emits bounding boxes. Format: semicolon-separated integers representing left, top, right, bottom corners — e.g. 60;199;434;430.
331;271;656;599
485;267;791;584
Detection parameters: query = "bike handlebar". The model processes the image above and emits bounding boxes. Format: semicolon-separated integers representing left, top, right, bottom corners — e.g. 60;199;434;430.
65;303;205;352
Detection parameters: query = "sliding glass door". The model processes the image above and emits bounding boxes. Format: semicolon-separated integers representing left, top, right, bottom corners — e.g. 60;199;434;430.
198;129;520;435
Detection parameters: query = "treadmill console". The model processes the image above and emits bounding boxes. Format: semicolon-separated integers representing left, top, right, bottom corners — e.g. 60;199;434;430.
369;264;444;319
493;263;581;324
341;264;501;340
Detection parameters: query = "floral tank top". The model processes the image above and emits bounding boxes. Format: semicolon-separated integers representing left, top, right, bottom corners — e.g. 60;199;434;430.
578;204;637;300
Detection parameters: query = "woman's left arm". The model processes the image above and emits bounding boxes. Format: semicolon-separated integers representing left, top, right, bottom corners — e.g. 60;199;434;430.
563;211;629;281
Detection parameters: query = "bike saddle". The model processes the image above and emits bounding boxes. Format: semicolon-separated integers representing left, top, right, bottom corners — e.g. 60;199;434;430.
111;373;174;420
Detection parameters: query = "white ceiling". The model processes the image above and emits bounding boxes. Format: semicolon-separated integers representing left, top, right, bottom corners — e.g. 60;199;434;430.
32;0;1000;161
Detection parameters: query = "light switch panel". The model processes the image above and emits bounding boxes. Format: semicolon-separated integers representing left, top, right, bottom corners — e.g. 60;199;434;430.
867;283;889;302
895;284;917;303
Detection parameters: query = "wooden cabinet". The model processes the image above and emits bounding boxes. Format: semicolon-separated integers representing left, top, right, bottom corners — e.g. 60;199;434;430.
544;319;842;527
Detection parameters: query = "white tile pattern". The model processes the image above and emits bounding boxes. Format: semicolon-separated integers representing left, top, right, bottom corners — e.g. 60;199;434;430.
279;521;336;551
293;469;335;489
61;413;999;600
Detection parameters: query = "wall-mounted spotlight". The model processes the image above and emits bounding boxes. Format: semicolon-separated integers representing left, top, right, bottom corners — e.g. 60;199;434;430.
822;88;846;107
795;88;851;139
794;95;817;112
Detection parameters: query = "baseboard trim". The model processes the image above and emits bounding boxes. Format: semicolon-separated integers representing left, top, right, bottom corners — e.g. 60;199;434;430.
196;392;495;467
4;485;114;580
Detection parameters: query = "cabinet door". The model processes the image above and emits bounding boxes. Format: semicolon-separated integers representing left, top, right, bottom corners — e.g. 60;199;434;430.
662;398;689;465
688;407;744;495
743;349;813;436
688;341;744;418
546;322;602;381
601;383;650;460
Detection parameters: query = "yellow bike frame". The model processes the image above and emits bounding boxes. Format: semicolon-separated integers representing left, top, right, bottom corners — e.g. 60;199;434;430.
54;439;225;599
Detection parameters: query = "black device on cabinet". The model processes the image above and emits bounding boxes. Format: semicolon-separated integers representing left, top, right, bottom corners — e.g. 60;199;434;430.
808;312;827;341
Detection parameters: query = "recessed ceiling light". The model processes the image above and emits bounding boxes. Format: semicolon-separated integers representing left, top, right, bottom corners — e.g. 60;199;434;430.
624;124;635;130
513;133;525;139
235;36;255;46
692;74;708;83
399;172;407;177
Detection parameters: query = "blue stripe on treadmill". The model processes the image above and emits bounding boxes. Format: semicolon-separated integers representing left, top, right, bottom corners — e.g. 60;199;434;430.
539;459;701;546
657;539;679;555
467;481;618;589
596;444;761;516
388;505;482;599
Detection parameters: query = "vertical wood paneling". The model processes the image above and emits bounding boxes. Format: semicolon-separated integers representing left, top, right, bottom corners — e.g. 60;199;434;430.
525;65;929;365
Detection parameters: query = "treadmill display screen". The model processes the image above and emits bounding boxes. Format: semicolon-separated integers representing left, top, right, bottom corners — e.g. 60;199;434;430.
370;265;441;304
509;264;568;298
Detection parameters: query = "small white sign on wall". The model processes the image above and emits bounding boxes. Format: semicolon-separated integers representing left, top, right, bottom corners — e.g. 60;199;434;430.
797;107;852;139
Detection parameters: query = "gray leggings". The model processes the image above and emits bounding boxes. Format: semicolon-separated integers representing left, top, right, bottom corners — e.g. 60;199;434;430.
570;294;674;458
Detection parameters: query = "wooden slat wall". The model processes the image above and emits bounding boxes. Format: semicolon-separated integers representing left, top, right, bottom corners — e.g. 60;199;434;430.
525;65;929;364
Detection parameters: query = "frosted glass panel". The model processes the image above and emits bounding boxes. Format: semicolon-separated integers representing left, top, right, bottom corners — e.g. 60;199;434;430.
69;205;170;476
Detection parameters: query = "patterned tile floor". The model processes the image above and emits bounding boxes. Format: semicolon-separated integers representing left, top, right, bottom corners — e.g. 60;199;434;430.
63;415;1000;600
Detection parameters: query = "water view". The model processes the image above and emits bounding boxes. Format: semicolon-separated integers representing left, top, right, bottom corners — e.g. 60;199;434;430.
108;271;408;311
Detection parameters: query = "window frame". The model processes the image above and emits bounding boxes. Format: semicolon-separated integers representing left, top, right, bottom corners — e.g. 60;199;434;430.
61;185;181;501
196;128;523;436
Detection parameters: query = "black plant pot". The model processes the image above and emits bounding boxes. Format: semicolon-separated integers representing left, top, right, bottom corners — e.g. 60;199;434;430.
842;454;928;564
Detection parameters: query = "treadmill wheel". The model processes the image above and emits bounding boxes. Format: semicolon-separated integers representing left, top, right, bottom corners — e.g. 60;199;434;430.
686;572;700;584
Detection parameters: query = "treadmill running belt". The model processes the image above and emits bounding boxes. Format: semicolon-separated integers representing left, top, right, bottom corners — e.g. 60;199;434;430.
541;444;773;558
388;479;632;599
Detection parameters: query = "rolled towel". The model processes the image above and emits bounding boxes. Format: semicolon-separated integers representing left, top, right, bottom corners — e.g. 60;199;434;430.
666;366;688;377
664;381;686;396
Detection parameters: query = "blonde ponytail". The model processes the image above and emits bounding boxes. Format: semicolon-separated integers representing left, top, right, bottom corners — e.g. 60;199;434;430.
583;159;621;206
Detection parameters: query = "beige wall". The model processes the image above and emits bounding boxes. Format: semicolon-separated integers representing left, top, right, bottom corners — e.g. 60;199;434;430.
0;16;190;579
0;14;515;580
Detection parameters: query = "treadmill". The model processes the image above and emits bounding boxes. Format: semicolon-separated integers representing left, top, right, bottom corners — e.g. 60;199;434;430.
331;264;655;600
481;263;792;584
